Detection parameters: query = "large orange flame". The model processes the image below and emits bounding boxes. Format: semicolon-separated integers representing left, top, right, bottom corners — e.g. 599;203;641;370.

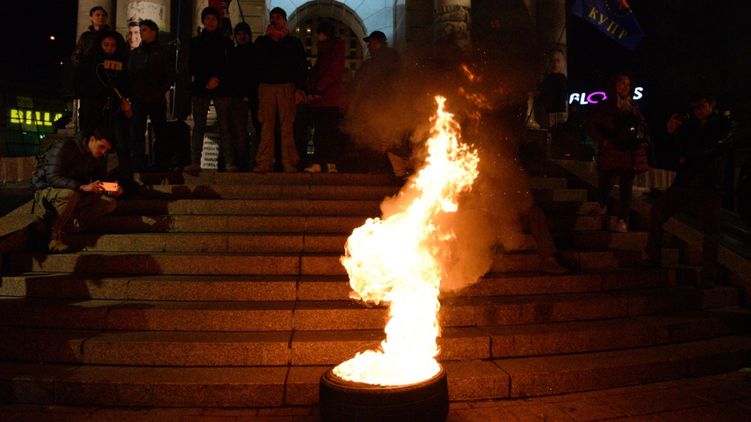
334;96;480;386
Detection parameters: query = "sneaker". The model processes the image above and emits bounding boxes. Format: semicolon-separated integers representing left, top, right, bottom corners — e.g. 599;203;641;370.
609;218;628;233
326;163;338;173
304;163;322;173
540;256;569;274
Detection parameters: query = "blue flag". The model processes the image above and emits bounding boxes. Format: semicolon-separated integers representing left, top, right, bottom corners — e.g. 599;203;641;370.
572;0;645;51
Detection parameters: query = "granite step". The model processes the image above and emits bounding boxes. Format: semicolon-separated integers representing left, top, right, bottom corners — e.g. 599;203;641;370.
1;336;749;406
2;310;747;366
134;171;401;186
559;230;649;251
2;251;533;275
84;214;611;235
71;232;649;254
494;335;751;398
0;288;737;332
114;199;382;216
0;274;301;301
132;184;584;204
137;184;400;200
5;252;302;276
87;215;368;233
3;247;679;276
133;172;565;190
114;192;587;217
69;233;351;254
0;268;672;302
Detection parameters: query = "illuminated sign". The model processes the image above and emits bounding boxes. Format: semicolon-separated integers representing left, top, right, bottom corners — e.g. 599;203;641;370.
569;87;644;105
9;109;64;127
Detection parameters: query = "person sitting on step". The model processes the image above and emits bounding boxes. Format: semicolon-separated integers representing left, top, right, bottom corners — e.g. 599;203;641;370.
31;126;123;253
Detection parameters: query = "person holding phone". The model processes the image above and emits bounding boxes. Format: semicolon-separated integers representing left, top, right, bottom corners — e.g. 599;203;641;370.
31;127;123;253
645;93;733;287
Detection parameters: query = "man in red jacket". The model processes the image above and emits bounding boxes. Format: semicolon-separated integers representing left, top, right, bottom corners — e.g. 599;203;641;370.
305;21;346;173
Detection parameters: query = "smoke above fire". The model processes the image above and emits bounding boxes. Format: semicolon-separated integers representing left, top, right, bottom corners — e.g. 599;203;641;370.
343;59;534;293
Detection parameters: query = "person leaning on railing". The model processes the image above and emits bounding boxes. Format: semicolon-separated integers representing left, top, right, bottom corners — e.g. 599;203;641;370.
644;92;733;288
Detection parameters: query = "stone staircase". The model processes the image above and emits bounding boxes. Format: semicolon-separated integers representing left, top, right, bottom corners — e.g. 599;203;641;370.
1;171;750;409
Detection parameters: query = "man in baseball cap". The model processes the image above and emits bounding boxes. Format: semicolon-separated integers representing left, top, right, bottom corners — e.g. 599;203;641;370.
363;30;387;45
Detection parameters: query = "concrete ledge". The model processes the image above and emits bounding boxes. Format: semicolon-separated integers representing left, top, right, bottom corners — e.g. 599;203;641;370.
0;157;35;183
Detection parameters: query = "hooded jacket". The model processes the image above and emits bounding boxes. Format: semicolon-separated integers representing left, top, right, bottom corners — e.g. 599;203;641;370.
72;24;125;66
74;30;130;100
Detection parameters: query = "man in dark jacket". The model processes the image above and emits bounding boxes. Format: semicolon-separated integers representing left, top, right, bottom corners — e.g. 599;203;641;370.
32;128;123;252
72;6;124;66
186;7;234;173
645;93;733;287
128;19;175;170
253;7;307;173
227;22;258;171
346;30;402;172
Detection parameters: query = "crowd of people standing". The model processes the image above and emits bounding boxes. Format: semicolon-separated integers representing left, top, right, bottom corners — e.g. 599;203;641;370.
70;5;399;176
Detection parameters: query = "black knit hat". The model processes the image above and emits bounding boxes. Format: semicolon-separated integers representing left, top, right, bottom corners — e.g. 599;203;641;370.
234;22;251;35
363;30;387;44
139;19;159;33
270;7;287;21
201;7;220;23
89;6;107;16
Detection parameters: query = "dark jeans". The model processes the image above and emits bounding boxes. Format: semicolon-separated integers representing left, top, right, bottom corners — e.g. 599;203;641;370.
230;97;252;169
646;185;721;272
311;107;343;166
191;95;231;165
598;169;635;220
130;99;167;168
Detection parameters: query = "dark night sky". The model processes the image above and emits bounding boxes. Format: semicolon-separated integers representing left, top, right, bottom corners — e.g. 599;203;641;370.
567;1;750;118
0;0;78;96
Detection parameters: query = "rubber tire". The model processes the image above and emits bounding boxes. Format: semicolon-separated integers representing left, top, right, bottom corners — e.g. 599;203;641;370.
319;366;449;422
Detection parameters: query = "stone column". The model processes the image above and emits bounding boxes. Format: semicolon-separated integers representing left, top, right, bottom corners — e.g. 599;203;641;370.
77;0;114;38
536;0;567;73
433;0;471;56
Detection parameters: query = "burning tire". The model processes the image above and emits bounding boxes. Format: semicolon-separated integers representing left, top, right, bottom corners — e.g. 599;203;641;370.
319;366;449;422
